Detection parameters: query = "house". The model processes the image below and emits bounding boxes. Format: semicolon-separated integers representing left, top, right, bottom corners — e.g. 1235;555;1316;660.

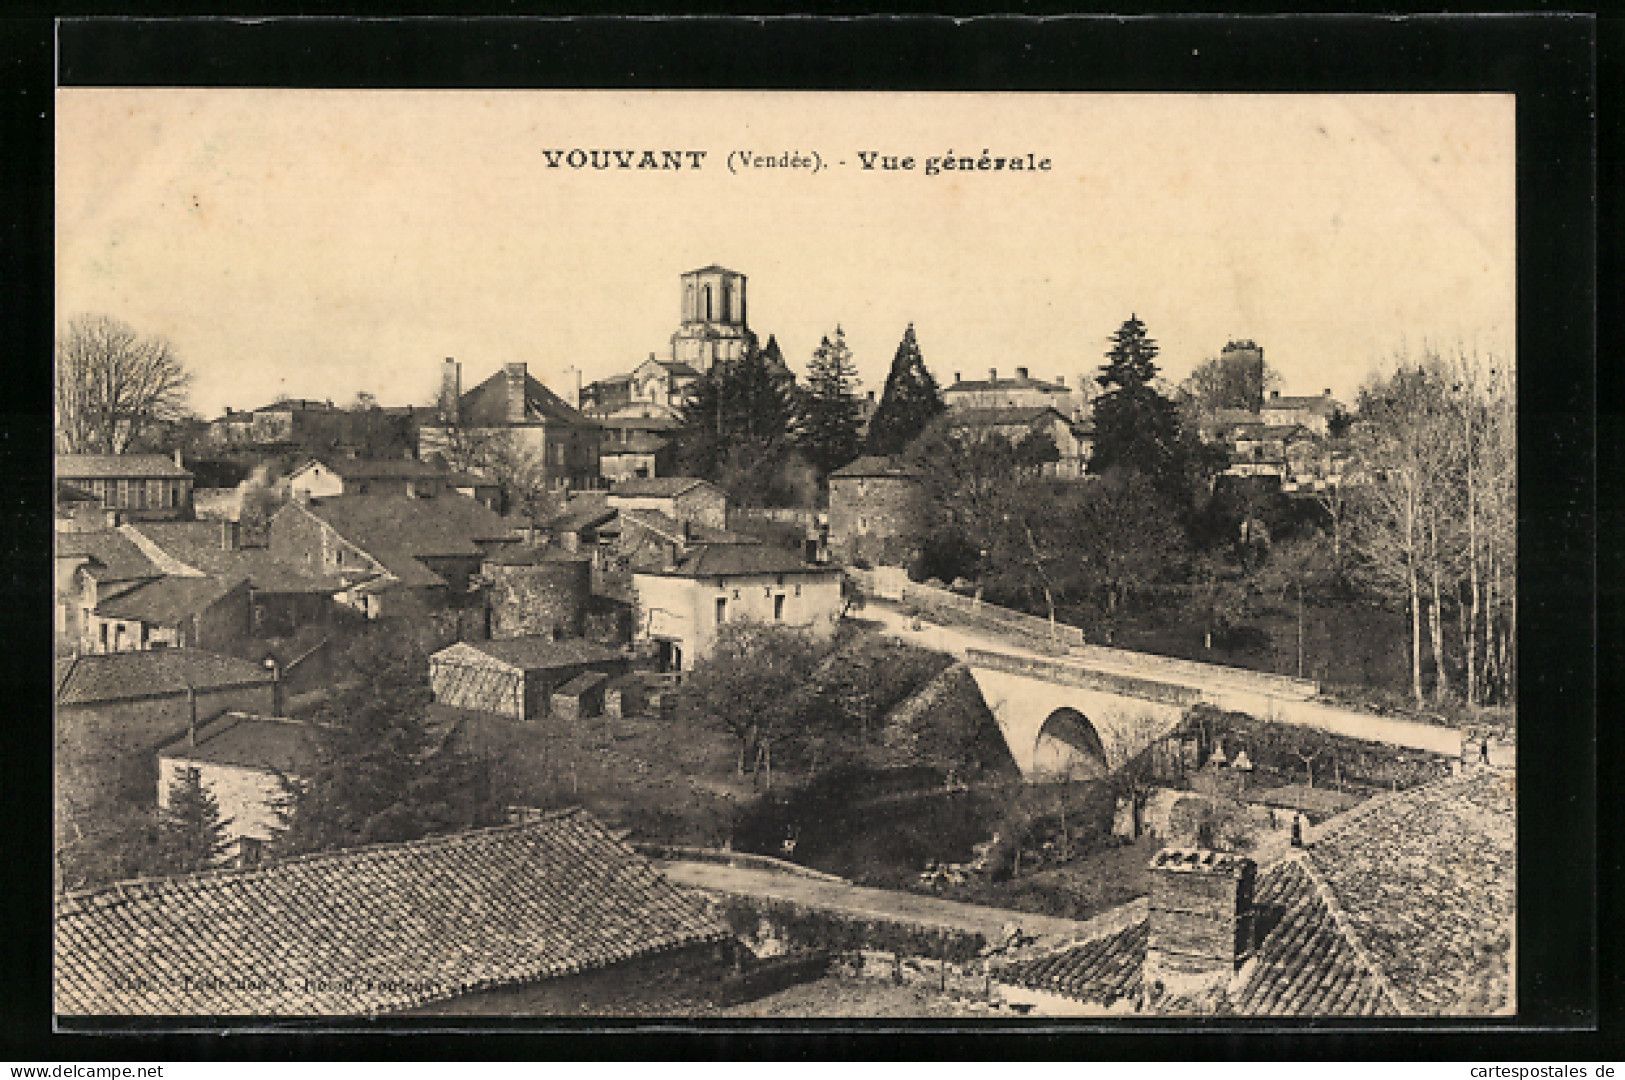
827;455;928;568
117;519;344;638
418;359;603;491
443;470;504;510
55;529;163;645
268;493;523;619
624;352;701;417
943;406;1094;479
82;574;253;655
615;509;761;574
56;650;281;848
56;453;194;522
55;480;104;533
54;808;735;1016
631;544;843;673
286;456;450;500
594;412;681;483
607;477;728;531
156;712;320;866
991;769;1514;1016
429;637;630;721
942;367;1088;421
1260;389;1345;436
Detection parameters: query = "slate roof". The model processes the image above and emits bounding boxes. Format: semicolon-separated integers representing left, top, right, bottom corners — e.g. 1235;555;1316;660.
456;369;596;429
945;375;1067;394
54;808;731;1016
93;575;247;626
830;455;923;479
122;522;342;593
610;477;717;499
56;531;163;584
685;263;740;276
945;406;1072;430
993;770;1512;1016
660;543;831;578
159;714;321;776
57;454;192;480
435;637;627;672
56;649;274;707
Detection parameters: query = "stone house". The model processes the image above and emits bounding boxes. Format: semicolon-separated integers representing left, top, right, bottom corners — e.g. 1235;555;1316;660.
418;359;603;491
82;574;253;655
286;456;450;500
631;543;843;674
55;530;162;646
156;712;320;866
428;637;630;721
1260;389;1345;436
607;476;729;531
54;808;736;1016
826;455;928;569
943;406;1095;479
56;453;194;523
268;493;522;620
942;367;1088;421
992;769;1514;1016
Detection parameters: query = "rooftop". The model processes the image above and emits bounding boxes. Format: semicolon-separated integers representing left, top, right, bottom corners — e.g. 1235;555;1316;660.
122;522;342;593
993;769;1513;1016
610;477;717;499
454;368;596;429
54;809;731;1015
306;457;449;481
945;406;1073;430
651;543;831;579
56;530;163;584
436;636;628;672
945;375;1068;394
159;713;320;776
299;494;521;560
619;508;757;547
56;454;191;480
93;575;247;627
56;649;274;707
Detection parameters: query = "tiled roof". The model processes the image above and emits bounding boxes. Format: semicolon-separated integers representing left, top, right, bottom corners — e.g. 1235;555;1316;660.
542;494;617;535
302;494;520;560
619;508;756;547
457;369;595;429
93;575;246;626
54;809;731;1016
56;531;163;584
56;649;274;706
1303;771;1515;1015
482;544;589;567
666;544;831;578
601;434;669;455
58;481;98;504
994;770;1512;1016
649;358;700;376
435;637;627;672
158;713;320;776
122;522;342;593
831;455;923;479
57;454;192;480
610;477;715;499
1264;395;1342;413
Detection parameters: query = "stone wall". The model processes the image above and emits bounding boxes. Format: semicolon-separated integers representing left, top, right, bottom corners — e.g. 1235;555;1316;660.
827;474;926;568
485;558;591;641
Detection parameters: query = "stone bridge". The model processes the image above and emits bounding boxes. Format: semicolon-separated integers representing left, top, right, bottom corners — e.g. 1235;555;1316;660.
862;599;1463;782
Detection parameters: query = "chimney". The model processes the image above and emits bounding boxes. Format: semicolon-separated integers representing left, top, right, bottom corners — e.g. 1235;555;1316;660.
441;358;461;425
1270;390;1281;400
1056;375;1065;387
173;449;184;468
867;390;876;402
1016;366;1029;380
1323;388;1332;397
954;372;962;384
221;519;241;552
504;363;528;424
1144;848;1257;1001
989;368;998;382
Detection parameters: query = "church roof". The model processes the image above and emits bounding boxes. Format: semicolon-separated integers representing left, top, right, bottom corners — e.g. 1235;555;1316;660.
683;264;741;277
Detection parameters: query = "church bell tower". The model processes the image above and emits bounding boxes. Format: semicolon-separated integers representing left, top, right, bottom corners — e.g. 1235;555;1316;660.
671;265;756;371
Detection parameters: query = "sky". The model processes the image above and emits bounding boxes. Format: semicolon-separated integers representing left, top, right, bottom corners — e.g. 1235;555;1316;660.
56;90;1515;420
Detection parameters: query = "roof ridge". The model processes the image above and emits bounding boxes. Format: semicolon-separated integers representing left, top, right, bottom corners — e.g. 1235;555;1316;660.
1290;850;1410;1016
56;809;592;910
1302;770;1461;848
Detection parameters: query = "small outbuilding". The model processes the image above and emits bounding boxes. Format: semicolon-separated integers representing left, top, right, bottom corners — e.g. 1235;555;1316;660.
429;637;629;721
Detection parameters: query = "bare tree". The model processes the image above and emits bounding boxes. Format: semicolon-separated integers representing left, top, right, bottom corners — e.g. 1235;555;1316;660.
56;314;192;454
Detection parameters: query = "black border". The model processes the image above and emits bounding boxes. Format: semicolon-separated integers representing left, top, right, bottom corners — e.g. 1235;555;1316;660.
3;12;1604;1060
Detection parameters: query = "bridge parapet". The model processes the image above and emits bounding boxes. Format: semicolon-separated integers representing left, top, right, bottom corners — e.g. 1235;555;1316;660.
1066;643;1320;700
966;648;1204;708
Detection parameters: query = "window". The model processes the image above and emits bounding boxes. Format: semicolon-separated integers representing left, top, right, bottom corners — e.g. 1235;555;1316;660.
774;595;785;621
715;597;727;624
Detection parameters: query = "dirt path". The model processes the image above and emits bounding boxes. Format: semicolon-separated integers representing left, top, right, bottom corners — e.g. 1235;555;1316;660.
657;858;1096;948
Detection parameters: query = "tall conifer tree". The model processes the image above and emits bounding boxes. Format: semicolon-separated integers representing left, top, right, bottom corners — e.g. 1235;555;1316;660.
801;326;864;477
865;323;944;456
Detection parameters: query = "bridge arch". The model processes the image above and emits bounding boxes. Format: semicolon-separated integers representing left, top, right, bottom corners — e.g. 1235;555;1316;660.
1030;707;1109;782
